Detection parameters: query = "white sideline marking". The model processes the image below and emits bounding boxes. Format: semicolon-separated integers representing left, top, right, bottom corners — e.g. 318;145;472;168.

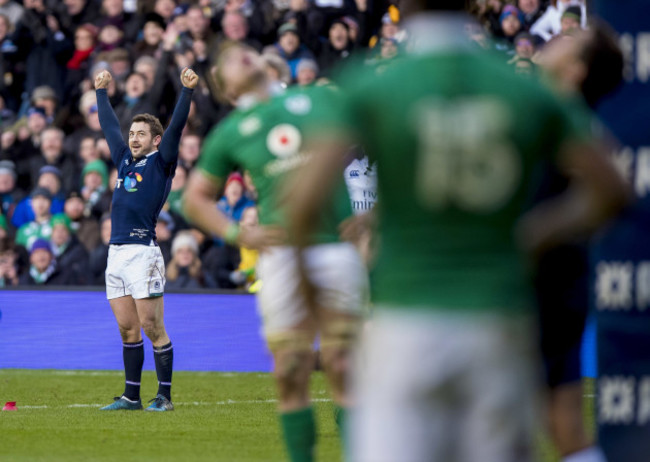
19;398;332;410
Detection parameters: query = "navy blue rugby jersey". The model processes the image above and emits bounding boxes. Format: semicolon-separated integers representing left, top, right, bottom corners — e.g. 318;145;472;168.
96;87;193;245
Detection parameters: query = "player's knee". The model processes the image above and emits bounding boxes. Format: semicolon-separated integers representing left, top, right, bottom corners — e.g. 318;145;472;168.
320;319;359;377
320;347;350;380
274;350;313;391
118;325;141;342
141;319;163;343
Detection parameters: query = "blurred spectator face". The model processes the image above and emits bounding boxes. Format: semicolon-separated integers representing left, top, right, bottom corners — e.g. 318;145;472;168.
155;0;176;20
144;21;165;47
31;247;52;272
174;245;195;267
99;25;123;47
561;16;580;34
134;60;156;89
240;207;258;227
24;0;45;12
187;7;208;37
174;48;196;69
279;31;300;55
110;56;131;79
501;14;522;37
79;137;99;164
0;171;14;194
32;196;51;219
41;130;64;163
38;172;61;195
28;111;47;136
518;0;539;15
33;98;57;118
64;0;86;16
96;138;111;161
0;248;17;278
487;0;503;11
84;171;103;192
171;165;187;191
329;23;349;51
75;27;95;51
179;135;201;166
51;223;71;247
224;180;243;207
381;22;399;40
102;0;123;17
223;12;248;41
516;37;535;59
64;196;85;221
219;46;267;102
100;217;111;244
81;94;101;130
381;38;398;59
225;0;246;12
125;73;147;99
0;14;10;42
297;65;316;86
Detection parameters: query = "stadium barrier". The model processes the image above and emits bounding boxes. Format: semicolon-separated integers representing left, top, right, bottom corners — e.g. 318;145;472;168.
0;287;597;376
0;288;273;372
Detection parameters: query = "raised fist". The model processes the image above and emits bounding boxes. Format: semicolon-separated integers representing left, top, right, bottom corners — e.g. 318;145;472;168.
95;70;112;90
180;67;199;89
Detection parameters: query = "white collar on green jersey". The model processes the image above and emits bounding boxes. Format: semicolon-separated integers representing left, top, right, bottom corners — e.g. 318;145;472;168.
236;82;287;111
404;13;476;55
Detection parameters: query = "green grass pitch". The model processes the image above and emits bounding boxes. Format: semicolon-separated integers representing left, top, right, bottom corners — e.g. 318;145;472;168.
0;370;595;461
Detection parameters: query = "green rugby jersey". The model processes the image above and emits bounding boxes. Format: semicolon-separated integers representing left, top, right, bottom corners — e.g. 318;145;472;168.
337;15;587;311
198;86;352;244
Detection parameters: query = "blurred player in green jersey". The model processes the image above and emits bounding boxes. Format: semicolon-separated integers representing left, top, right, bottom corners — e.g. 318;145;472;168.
287;1;629;461
182;43;368;462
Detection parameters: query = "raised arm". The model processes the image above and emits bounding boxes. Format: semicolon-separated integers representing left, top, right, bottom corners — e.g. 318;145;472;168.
95;71;128;165
159;67;198;164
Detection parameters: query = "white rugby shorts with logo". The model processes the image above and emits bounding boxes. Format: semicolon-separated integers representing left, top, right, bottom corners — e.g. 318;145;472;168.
256;242;369;336
106;244;166;300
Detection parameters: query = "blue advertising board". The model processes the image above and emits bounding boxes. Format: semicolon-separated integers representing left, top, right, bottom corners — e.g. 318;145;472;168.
591;2;650;460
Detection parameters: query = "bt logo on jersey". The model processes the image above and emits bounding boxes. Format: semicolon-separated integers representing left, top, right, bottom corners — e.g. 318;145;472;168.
116;172;143;192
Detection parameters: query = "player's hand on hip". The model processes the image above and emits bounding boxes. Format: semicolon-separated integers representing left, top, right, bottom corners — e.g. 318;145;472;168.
95;70;112;90
180;67;199;89
238;225;287;251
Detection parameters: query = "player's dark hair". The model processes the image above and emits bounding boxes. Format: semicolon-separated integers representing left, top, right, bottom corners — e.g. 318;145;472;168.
579;22;624;108
131;113;163;139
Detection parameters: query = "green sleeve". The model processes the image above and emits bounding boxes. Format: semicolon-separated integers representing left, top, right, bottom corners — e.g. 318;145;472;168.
196;119;238;183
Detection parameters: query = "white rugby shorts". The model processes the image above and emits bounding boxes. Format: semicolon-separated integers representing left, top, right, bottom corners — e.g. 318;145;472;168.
256;242;369;336
350;309;539;462
106;244;166;300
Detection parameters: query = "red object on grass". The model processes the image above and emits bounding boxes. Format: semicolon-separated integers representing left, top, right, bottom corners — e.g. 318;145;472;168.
2;401;17;411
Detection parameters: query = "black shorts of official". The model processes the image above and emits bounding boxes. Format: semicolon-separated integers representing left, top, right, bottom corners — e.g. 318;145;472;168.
533;244;589;389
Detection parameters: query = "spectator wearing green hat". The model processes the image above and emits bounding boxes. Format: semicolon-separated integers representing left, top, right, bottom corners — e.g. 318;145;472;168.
51;212;89;285
15;187;53;250
81;159;109;217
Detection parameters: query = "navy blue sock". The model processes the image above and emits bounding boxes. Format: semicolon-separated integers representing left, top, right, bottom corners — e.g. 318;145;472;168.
153;342;173;400
123;341;144;401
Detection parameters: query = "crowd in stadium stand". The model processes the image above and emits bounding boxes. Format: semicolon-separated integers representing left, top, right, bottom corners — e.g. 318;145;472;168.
0;0;586;288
